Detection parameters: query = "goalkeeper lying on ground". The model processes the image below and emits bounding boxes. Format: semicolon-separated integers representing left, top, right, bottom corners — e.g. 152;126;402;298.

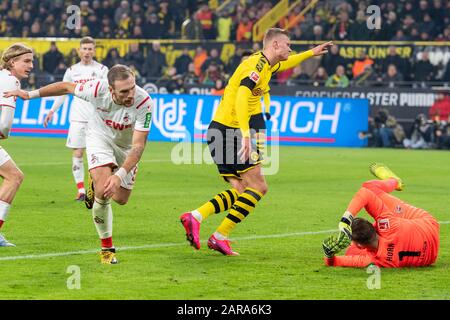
322;163;440;268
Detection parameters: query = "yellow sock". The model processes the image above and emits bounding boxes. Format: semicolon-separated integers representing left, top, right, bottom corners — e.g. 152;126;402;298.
216;187;263;237
196;189;238;220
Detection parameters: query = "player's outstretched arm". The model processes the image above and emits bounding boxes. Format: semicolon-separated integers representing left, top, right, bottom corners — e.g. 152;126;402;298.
3;82;77;100
274;41;333;73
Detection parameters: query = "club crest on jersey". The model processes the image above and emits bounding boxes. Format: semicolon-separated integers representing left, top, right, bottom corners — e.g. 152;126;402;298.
378;219;390;231
123;113;130;123
249;71;260;83
92;72;97;77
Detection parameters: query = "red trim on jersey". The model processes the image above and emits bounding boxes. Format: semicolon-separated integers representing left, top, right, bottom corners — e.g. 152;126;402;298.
0;104;15;109
136;96;150;109
94;81;100;97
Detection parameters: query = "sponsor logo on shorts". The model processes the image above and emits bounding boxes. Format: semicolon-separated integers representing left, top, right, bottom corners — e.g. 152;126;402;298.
91;154;99;165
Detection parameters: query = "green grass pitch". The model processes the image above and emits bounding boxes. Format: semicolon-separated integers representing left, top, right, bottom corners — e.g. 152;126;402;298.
0;137;449;300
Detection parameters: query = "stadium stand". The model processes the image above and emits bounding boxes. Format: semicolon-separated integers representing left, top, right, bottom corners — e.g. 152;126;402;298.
0;0;449;148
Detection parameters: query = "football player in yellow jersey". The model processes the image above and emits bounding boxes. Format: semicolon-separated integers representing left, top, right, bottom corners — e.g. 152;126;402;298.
181;28;333;255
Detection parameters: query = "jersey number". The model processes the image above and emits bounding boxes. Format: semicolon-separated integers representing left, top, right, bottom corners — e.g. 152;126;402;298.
398;251;421;261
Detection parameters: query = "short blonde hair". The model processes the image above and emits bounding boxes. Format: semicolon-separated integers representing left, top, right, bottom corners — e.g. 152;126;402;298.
0;43;33;70
263;28;289;48
80;36;95;46
107;64;135;87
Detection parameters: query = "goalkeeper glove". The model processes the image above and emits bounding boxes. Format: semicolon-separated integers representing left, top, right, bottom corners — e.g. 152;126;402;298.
322;232;352;258
338;211;354;241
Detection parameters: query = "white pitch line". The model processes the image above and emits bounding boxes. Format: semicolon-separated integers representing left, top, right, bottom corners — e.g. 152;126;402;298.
1;222;449;262
17;159;170;167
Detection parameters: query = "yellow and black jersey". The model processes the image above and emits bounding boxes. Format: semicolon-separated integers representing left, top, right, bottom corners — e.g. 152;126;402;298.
212;50;314;136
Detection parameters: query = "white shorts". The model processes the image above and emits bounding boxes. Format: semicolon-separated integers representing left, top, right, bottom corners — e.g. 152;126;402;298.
0;147;12;167
66;121;87;149
86;135;138;190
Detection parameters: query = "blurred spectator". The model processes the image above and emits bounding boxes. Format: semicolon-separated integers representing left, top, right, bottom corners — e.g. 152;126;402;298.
43;42;64;74
311;66;328;87
211;78;225;95
382;64;404;88
287;65;310;86
156;66;184;93
290;26;303;40
382;46;410;79
352;51;374;79
54;61;67;80
183;63;199;85
325;65;349;88
182;13;204;40
350;10;370;40
201;48;224;75
174;48;193;76
332;10;353;40
434;115;450;149
201;62;223;85
371;109;405;148
236;15;253;42
321;44;346;77
391;29;408;41
412;52;436;86
102;48;124;68
195;3;215;40
124;43;144;68
145;13;164;39
403;114;435;149
429;93;450;121
114;1;130;26
143;41;167;80
353;65;381;87
216;11;232;41
193;46;208;77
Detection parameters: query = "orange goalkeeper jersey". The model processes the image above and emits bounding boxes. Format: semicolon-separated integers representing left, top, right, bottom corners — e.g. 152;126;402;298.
327;180;440;268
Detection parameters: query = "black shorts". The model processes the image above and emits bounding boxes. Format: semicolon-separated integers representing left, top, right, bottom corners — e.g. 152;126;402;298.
207;120;263;180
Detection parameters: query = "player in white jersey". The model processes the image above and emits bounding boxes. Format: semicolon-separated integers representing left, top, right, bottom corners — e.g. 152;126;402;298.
44;37;108;201
0;43;34;247
5;65;153;263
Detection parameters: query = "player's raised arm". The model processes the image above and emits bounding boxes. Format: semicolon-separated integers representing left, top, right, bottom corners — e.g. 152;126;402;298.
3;81;77;100
272;41;333;73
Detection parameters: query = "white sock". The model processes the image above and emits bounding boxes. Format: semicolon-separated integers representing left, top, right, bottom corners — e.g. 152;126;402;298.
191;210;202;223
72;157;85;193
0;200;11;221
92;197;113;240
213;231;227;240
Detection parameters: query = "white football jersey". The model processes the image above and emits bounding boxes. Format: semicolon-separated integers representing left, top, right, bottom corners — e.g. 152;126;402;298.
0;69;21;138
63;61;108;122
0;69;20;108
74;80;153;148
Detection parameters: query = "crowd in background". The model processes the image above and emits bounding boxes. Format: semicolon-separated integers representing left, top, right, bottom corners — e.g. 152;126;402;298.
0;0;449;42
1;0;449;150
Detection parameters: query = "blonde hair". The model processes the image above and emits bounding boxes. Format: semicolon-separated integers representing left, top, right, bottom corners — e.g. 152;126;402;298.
80;36;95;46
263;28;289;48
0;43;33;70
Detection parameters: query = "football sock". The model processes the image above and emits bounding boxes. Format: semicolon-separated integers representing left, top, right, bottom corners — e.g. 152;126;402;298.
0;200;11;230
216;187;263;238
363;179;398;194
193;188;239;222
92;197;113;248
72;157;85;194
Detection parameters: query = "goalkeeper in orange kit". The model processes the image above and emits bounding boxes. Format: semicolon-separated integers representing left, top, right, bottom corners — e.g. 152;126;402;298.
322;163;440;268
